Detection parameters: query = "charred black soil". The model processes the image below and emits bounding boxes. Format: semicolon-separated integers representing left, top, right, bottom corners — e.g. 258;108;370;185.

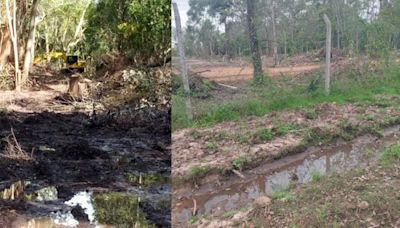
0;103;171;227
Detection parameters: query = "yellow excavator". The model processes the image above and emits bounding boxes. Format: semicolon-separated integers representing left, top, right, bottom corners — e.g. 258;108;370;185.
34;52;86;74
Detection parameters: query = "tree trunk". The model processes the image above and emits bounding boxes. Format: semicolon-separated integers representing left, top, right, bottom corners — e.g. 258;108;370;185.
6;0;21;91
45;31;50;62
22;0;41;84
173;2;193;120
0;27;12;68
271;1;279;66
68;74;82;98
246;0;263;83
67;3;90;53
323;14;332;95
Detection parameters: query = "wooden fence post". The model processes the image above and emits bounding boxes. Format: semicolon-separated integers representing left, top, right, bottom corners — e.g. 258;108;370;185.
323;14;332;95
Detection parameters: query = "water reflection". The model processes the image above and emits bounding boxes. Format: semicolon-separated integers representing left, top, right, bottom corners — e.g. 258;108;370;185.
265;143;374;193
4;191;155;228
178;132;399;223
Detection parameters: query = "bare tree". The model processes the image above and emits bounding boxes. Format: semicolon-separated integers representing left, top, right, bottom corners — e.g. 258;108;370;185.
22;0;41;84
5;0;21;91
173;2;193;120
271;1;279;66
0;26;12;69
323;14;332;95
246;0;263;82
67;2;90;53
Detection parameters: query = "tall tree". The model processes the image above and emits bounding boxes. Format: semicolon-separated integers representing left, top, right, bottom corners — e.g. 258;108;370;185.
270;0;278;66
22;0;41;84
246;0;263;82
5;0;21;91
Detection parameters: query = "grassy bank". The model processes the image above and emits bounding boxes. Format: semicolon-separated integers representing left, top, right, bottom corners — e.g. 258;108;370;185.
194;142;400;227
173;64;400;130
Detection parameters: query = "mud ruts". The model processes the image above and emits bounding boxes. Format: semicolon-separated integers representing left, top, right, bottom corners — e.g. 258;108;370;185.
172;126;400;226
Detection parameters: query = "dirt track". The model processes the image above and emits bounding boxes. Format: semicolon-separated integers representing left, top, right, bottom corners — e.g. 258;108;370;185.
184;59;321;82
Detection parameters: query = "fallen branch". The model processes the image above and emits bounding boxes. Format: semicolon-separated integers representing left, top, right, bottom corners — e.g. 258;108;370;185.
232;169;245;179
191;69;211;75
217;83;238;90
192;198;197;216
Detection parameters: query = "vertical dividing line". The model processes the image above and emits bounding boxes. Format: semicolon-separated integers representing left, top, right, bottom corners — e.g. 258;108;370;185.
172;2;193;120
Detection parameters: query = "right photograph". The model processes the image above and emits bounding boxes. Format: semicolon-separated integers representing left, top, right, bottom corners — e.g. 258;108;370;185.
172;0;400;227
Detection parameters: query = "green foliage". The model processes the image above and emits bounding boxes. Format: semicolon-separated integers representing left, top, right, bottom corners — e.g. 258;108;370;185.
232;157;246;170
379;142;400;167
37;0;91;54
254;128;274;141
305;108;317;120
188;215;199;224
272;190;295;202
184;0;400;59
85;0;170;63
276;123;300;135
173;65;400;129
93;192;154;227
187;165;213;182
172;95;192;130
125;173;169;187
311;171;324;182
206;141;218;150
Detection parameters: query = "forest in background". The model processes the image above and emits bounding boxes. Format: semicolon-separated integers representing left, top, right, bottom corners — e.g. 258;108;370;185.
1;0;171;94
175;0;400;63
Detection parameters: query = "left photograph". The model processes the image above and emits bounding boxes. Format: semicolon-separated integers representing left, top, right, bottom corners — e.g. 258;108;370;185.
0;0;171;227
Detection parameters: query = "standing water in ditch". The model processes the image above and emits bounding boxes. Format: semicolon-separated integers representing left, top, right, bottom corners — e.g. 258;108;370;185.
172;126;400;225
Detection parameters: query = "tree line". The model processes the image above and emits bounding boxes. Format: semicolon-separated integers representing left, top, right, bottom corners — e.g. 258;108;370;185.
181;0;400;63
0;0;171;90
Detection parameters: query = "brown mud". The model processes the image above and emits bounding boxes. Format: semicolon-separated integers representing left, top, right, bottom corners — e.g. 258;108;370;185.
172;126;400;226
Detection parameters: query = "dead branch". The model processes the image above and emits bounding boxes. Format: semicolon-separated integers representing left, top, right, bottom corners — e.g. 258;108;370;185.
232;169;245;179
1;128;33;160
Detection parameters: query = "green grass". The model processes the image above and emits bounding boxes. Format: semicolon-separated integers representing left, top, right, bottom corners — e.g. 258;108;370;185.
276;122;301;135
253;122;301;142
254;128;274;141
232;157;246;170
172;64;400;130
186;165;213;182
206;141;218;150
93;192;154;227
125;173;169;187
379;142;400;167
188;215;199;224
311;170;324;182
272;190;296;202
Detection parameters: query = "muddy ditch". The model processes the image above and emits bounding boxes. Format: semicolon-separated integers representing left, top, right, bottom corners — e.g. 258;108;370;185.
172;125;400;226
0;108;171;227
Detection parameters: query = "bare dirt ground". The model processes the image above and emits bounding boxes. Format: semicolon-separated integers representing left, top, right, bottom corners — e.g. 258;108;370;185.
172;97;400;180
185;59;321;82
174;59;321;82
0;68;171;227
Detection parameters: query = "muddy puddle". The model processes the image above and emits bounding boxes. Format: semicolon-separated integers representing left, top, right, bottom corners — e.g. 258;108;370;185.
1;180;163;227
172;126;400;225
0;110;171;227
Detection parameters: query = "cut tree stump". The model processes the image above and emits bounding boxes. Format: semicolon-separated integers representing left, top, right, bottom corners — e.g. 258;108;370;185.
67;74;82;98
